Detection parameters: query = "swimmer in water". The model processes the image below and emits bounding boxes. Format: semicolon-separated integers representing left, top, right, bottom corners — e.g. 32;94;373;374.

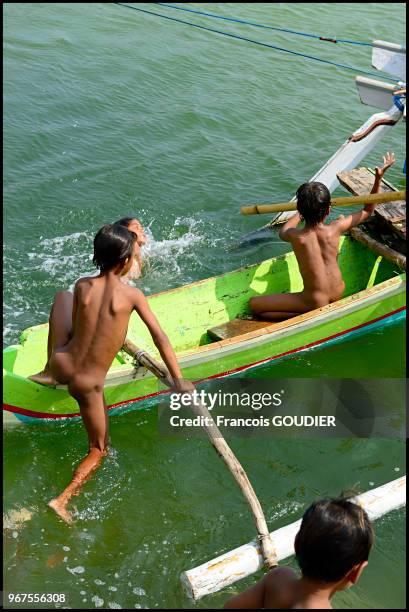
29;223;193;523
115;217;148;280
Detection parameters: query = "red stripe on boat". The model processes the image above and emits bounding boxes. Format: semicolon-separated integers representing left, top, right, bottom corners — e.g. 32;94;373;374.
3;306;405;420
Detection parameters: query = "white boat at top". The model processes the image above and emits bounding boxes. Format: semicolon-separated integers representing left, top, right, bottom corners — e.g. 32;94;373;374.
240;40;406;241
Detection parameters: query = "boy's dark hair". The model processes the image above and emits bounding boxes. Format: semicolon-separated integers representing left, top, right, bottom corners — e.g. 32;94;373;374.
115;217;141;242
296;182;331;227
115;217;134;229
295;498;374;583
93;224;135;272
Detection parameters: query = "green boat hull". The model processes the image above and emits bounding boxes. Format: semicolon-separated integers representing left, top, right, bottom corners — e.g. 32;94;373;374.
3;236;406;424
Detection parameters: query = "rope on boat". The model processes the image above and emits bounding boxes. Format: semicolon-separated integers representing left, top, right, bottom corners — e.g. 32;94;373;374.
156;3;373;46
393;94;406;112
113;3;396;81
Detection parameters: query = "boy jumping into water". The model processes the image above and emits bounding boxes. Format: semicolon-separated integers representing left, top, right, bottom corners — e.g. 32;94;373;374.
29;223;192;523
224;497;374;609
250;152;395;321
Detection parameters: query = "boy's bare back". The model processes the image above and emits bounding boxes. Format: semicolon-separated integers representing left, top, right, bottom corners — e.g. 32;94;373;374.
69;275;138;376
51;275;154;391
284;222;346;306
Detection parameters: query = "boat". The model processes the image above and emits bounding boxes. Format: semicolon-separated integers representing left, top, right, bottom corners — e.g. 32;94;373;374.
239;39;406;243
3;234;405;424
3;39;406;425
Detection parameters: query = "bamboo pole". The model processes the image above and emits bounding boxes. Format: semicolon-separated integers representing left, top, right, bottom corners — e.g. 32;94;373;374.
122;339;277;568
181;476;406;601
240;190;406;216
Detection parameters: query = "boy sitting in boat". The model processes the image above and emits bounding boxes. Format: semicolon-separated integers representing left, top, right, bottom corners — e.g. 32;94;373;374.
29;223;192;523
224;497;374;609
250;152;395;321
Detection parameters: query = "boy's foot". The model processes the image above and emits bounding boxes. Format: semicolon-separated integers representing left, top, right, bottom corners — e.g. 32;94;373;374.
28;370;58;387
48;499;73;524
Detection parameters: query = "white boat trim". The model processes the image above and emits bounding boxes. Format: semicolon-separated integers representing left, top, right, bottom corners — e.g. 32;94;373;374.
372;40;406;81
356;76;398;110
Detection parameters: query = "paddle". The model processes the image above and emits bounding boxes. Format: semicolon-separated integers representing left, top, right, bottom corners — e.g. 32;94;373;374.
240;189;406;215
122;338;277;568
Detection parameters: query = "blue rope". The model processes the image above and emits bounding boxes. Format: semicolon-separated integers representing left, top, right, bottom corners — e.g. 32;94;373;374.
114;4;395;81
156;3;373;46
393;94;405;112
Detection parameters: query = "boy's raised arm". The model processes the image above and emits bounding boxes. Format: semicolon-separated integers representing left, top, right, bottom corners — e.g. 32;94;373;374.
279;212;302;242
131;288;194;393
333;152;395;234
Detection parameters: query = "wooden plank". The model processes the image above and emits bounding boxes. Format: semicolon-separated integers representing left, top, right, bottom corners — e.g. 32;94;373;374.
208;318;272;341
350;227;406;269
337;167;406;240
365;169;406;234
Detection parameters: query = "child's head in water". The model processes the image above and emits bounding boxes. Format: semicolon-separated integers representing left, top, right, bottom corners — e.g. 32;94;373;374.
296;181;331;227
115;217;147;247
115;217;147;279
93;223;136;275
295;498;374;589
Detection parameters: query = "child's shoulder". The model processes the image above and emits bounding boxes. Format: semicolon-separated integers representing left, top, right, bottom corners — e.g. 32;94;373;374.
74;275;97;289
263;566;299;609
124;284;147;302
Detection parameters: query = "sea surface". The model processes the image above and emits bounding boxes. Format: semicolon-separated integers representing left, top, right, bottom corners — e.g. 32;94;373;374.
3;3;406;609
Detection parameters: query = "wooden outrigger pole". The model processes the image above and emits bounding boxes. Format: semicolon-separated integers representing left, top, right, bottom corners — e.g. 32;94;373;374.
122;340;277;568
181;476;406;601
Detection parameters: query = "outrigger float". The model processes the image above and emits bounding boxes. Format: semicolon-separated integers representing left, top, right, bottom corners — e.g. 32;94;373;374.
3;41;406;425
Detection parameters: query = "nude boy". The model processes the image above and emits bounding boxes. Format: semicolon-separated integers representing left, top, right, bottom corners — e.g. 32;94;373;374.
250;153;395;321
29;224;192;523
38;217;147;385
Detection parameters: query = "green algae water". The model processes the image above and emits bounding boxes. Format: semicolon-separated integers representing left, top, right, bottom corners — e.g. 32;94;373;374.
4;3;406;609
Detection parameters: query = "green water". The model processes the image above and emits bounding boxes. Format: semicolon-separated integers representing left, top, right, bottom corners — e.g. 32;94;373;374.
4;3;406;609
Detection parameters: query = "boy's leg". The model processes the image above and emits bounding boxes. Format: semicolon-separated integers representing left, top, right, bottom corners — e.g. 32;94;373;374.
250;292;310;321
48;390;108;523
29;291;73;385
103;395;111;448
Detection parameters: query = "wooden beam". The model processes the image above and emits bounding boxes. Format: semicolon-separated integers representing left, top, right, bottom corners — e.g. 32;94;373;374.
338;167;406;240
350;226;406;269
